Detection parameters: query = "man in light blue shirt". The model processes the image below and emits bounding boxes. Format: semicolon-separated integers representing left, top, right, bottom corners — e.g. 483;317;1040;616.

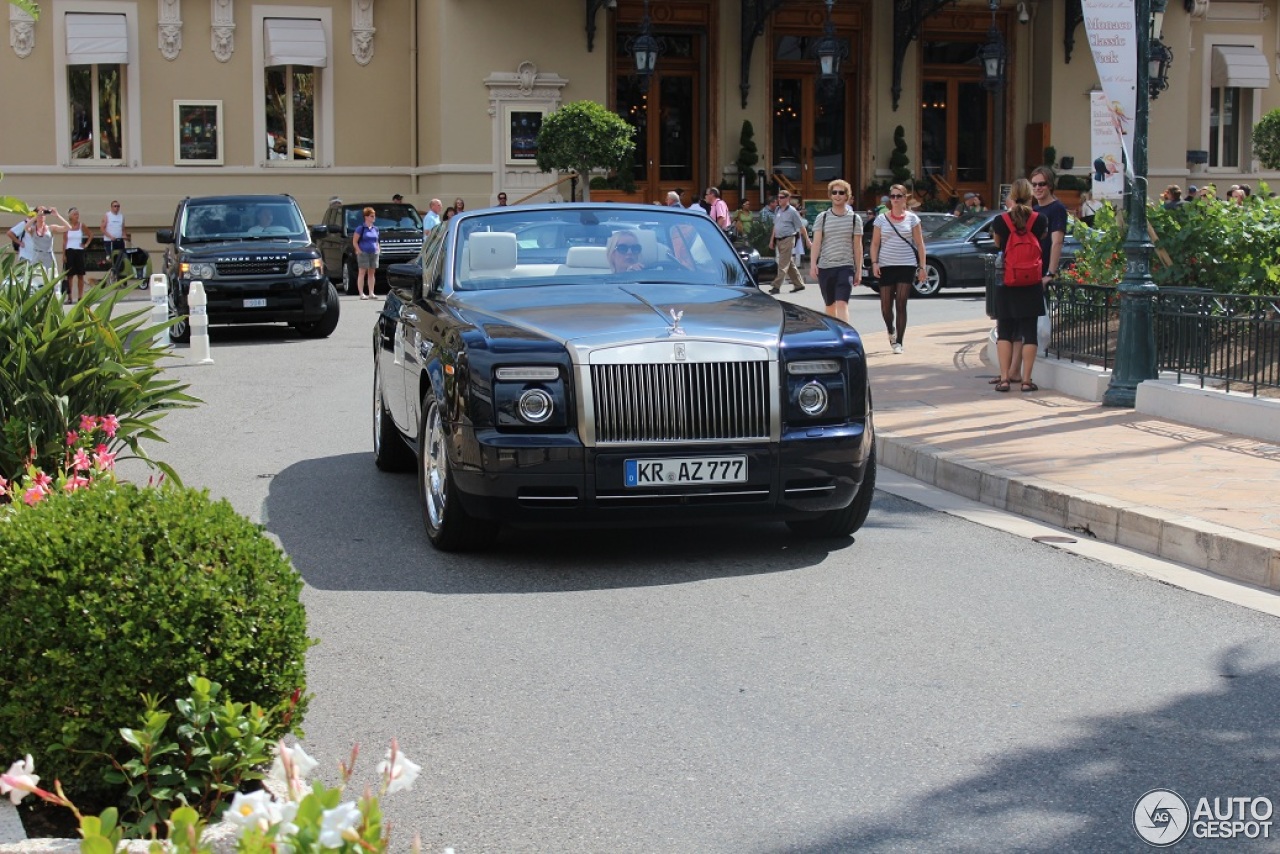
423;198;442;231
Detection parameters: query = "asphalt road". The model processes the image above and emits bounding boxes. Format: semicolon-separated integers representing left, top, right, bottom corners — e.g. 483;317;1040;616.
126;294;1280;853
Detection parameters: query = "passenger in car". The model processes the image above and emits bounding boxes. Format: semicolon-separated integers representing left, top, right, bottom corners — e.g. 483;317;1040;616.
607;232;645;273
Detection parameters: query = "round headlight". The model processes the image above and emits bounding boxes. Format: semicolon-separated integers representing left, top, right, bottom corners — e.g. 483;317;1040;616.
797;381;829;416
191;262;215;280
291;259;315;277
517;388;554;424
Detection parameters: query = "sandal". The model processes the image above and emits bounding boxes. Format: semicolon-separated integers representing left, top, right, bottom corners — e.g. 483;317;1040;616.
1020;382;1039;392
995;380;1011;392
988;375;1021;384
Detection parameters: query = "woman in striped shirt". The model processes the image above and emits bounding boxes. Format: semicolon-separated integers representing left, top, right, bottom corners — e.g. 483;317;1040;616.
869;185;927;354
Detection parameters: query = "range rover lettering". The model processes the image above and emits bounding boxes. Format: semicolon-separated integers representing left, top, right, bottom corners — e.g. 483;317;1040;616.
373;204;876;551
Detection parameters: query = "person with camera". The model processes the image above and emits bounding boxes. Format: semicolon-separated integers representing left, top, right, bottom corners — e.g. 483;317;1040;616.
26;206;71;276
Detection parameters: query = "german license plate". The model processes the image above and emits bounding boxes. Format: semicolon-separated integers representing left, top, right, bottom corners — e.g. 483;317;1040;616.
625;455;747;488
244;298;267;308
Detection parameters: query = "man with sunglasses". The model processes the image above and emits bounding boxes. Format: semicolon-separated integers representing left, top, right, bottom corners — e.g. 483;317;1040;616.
766;190;809;294
101;200;128;279
808;179;862;323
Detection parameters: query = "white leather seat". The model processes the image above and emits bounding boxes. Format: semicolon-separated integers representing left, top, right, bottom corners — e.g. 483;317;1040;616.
564;246;610;268
467;232;518;272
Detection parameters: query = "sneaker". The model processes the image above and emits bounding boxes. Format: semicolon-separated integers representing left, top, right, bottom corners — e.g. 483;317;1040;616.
887;330;896;347
768;287;781;295
892;342;904;354
791;283;806;293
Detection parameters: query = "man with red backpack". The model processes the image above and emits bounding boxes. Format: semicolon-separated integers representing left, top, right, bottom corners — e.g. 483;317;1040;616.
990;178;1049;393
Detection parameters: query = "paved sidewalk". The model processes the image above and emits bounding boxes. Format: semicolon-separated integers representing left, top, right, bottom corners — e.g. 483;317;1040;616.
859;315;1280;589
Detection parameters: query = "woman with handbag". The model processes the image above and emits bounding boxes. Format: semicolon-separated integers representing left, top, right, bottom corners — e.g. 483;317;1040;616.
868;185;927;354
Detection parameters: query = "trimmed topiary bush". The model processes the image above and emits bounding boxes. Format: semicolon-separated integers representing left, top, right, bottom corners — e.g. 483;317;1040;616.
0;481;312;806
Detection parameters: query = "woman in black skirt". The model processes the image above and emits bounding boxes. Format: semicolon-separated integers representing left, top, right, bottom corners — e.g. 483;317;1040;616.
990;178;1047;392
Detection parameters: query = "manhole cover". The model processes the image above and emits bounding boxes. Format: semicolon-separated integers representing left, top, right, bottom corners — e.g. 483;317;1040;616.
1032;535;1078;544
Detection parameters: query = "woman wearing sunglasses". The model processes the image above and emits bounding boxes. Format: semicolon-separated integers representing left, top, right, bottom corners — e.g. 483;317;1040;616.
808;179;862;324
869;185;926;354
607;231;645;273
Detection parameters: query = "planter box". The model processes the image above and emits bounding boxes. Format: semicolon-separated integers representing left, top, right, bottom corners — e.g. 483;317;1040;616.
589;189;648;204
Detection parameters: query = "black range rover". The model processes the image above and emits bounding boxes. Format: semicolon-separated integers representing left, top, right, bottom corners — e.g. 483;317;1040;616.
317;202;424;295
157;194;337;342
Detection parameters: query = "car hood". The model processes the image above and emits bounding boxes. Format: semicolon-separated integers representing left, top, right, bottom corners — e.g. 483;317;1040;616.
452;283;787;356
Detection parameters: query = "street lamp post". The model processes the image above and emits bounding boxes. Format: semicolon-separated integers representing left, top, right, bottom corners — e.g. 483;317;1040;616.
1102;0;1160;408
979;1;1006;195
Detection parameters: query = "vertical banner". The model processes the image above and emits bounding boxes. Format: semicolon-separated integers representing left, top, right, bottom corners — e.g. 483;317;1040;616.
1090;91;1126;199
1081;0;1137;180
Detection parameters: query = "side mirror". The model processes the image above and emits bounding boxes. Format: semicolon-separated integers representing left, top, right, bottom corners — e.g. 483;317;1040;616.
155;229;174;244
387;261;422;301
310;224;327;238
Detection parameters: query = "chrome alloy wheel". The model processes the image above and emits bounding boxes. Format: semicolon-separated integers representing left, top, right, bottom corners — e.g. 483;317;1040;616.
422;399;448;529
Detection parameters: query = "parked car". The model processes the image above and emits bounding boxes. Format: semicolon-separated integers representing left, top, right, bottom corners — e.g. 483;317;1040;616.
865;210;1083;297
156;194;336;342
318;202;424;295
372;203;876;551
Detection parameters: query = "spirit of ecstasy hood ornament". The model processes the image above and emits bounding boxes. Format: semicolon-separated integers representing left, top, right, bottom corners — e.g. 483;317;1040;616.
667;308;685;336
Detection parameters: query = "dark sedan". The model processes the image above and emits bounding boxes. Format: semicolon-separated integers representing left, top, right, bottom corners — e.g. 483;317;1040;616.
867;210;1082;297
372;204;876;551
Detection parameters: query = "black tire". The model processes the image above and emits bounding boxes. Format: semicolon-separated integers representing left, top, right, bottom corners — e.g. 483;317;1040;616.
295;284;341;338
419;393;487;551
786;445;877;539
168;286;191;344
914;260;945;297
373;361;415;472
342;257;358;295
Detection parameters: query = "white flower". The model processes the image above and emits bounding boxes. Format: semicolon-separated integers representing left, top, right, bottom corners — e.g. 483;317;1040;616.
376;745;422;795
270;742;319;799
318;800;363;849
225;790;278;835
0;755;39;806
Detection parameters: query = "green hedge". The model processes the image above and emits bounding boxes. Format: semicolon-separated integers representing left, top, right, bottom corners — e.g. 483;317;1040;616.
0;482;311;805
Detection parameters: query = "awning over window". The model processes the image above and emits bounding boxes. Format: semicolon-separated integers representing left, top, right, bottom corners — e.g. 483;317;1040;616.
264;18;327;68
65;13;128;64
1211;46;1270;89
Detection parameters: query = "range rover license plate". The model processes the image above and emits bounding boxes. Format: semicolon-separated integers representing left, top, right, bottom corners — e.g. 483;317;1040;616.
625;456;746;488
244;298;267;308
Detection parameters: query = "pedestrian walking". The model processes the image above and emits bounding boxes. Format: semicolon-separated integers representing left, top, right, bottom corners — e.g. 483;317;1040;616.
423;199;443;231
808;179;862;324
704;187;731;231
990;178;1048;393
767;190;808;294
100;200;128;279
352;206;380;299
453;197;466;214
732;198;754;236
62;207;90;302
868;184;926;353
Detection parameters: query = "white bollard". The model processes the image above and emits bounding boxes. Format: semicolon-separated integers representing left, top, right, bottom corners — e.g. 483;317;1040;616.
188;280;214;365
149;273;170;351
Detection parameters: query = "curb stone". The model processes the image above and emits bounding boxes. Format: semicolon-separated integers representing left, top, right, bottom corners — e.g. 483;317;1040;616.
874;431;1280;590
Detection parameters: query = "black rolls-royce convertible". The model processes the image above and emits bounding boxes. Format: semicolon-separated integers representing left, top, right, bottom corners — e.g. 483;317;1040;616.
373;203;875;551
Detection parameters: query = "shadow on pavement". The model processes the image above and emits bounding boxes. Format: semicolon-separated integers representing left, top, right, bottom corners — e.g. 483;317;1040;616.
781;647;1280;853
264;451;910;595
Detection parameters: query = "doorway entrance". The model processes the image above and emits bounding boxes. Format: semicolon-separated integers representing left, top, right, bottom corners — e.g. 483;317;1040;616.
613;2;708;205
920;77;990;203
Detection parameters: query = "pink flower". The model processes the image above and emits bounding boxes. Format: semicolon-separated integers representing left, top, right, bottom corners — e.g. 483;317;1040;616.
0;756;40;806
66;431;78;446
79;415;98;433
31;471;52;490
93;449;116;471
72;449;92;472
0;475;7;497
63;475;90;493
100;415;119;438
22;487;46;506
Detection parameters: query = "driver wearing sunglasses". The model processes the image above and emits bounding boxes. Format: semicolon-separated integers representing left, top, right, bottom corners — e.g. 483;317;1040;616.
607;231;646;273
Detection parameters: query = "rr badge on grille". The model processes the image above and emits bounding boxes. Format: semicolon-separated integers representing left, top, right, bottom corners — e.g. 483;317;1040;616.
674;343;686;361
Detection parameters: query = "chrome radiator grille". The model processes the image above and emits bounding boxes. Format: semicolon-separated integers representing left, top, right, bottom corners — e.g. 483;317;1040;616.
590;361;771;443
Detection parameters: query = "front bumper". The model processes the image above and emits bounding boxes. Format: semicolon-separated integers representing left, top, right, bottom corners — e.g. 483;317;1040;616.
450;421;873;527
173;274;331;325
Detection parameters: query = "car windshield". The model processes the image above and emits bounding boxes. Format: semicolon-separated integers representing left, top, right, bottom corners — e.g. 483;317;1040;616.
344;204;423;231
926;212;995;242
181;200;307;241
451;207;752;291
